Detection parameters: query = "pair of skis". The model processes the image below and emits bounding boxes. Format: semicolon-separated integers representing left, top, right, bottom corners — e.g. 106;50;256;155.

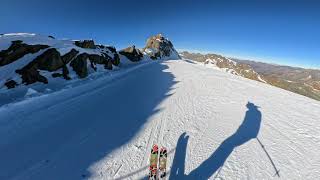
149;144;167;180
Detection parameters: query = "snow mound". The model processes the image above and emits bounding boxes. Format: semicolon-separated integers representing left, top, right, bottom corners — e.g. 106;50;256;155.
25;88;39;97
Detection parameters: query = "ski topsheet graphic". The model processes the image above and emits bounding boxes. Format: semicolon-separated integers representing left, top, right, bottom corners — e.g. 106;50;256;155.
149;145;167;179
159;147;167;178
149;144;159;179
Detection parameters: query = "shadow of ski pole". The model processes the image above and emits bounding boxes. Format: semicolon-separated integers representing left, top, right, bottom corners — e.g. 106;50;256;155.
256;137;280;177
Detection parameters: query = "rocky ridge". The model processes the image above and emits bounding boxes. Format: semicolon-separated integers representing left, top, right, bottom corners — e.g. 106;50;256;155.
0;33;180;89
180;51;265;83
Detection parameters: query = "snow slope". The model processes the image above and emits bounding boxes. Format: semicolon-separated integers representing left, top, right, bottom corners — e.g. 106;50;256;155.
0;59;320;179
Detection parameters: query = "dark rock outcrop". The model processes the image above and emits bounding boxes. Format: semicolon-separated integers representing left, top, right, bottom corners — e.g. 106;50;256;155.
75;40;96;49
119;45;143;62
5;80;18;89
32;48;63;71
106;46;117;54
88;54;115;70
16;67;48;85
1;34;179;90
70;53;89;78
0;40;49;66
12;48;63;85
112;53;120;66
89;54;106;64
62;65;71;80
51;66;70;80
60;49;78;80
52;73;63;78
105;59;113;70
96;45;120;66
96;45;117;53
61;49;79;64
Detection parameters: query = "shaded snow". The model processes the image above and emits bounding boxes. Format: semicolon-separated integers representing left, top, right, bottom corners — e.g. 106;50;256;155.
25;88;39;97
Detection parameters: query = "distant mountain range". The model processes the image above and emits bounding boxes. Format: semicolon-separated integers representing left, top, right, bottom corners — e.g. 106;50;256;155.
180;51;320;101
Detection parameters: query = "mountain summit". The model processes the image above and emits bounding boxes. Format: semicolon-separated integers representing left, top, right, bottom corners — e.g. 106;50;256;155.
143;34;180;60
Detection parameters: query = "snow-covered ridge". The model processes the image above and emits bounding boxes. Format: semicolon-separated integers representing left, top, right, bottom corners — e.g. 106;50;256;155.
0;33;180;90
0;33;113;56
181;51;320;101
0;33;180;106
181;51;267;83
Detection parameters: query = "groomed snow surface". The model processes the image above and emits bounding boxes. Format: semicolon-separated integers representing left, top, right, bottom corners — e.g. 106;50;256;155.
1;59;320;179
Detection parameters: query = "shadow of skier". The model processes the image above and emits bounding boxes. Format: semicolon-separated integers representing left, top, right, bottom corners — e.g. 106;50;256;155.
170;102;263;179
169;132;189;180
188;102;262;178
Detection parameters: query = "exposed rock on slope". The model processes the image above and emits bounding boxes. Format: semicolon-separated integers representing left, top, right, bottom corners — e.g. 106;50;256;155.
181;51;265;82
0;33;180;89
74;40;96;49
119;45;143;62
70;53;89;78
32;48;63;71
143;34;180;60
4;80;18;89
181;51;320;101
61;49;79;64
119;34;180;62
0;40;49;66
232;59;320;101
0;34;121;89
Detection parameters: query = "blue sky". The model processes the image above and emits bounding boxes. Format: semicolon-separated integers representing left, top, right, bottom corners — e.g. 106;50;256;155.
1;0;319;68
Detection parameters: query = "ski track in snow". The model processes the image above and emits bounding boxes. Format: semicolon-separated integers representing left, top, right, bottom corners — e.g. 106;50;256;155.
0;59;320;179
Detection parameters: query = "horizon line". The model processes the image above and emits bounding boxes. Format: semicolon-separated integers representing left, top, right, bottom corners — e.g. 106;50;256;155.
177;48;320;70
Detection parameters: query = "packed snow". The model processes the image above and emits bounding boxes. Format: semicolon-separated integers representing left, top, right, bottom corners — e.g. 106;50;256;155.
0;59;319;179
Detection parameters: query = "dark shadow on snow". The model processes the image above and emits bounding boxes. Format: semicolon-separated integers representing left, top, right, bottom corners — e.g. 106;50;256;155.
169;132;189;180
183;59;197;64
188;102;262;179
0;61;178;179
169;102;276;179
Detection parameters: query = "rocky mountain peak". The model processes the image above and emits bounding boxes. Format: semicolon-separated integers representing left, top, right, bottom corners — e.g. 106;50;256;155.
143;34;180;60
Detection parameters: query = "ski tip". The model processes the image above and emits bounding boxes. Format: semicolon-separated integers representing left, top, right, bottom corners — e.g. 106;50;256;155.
160;147;167;153
152;144;158;151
